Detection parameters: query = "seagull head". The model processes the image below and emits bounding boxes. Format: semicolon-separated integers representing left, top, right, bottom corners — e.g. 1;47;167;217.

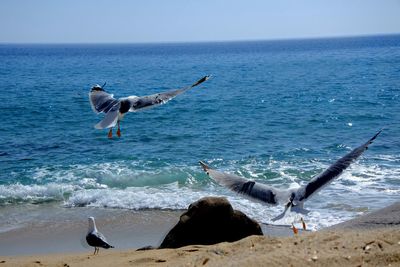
285;192;310;216
91;82;106;92
91;84;103;92
88;217;97;232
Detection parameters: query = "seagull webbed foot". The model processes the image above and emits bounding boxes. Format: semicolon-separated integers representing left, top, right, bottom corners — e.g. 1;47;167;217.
301;217;307;231
117;121;121;137
291;223;298;235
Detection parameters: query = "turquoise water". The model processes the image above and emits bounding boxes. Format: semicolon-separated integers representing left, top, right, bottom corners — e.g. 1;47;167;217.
0;35;399;229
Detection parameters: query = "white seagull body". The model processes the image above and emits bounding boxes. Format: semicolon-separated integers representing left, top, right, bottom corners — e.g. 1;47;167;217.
199;130;381;221
86;217;114;254
89;75;210;138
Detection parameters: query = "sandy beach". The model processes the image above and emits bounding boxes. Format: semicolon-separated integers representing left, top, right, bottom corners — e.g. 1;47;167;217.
1;227;399;267
0;204;182;256
1;202;399;267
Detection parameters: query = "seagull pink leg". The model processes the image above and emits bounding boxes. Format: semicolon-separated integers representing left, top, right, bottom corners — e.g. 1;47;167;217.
292;223;298;235
108;128;113;139
301;217;307;231
117;121;121;137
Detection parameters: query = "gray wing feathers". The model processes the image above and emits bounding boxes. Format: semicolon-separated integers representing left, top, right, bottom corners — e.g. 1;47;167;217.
96;232;109;244
129;75;210;112
89;90;119;114
199;161;278;204
89;88;121;129
87;231;113;248
296;130;382;202
128;91;180;111
94;102;120;129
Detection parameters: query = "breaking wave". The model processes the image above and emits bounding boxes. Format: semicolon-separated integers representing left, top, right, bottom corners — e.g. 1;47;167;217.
1;155;399;230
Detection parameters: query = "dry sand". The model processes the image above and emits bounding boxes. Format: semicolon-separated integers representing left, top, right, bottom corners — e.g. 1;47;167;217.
1;228;400;267
1;202;399;267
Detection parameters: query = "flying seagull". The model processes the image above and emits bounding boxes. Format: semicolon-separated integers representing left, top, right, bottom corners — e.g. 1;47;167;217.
89;75;210;138
86;217;114;255
199;130;381;222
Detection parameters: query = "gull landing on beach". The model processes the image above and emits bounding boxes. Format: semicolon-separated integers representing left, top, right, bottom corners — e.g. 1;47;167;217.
89;75;210;138
86;217;114;255
199;130;382;224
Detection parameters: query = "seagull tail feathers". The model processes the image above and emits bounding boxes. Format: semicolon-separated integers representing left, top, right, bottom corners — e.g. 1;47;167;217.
290;205;310;215
271;202;310;222
94;109;119;129
271;209;289;222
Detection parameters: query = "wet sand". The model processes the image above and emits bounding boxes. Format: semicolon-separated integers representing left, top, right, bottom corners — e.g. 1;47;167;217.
0;205;182;256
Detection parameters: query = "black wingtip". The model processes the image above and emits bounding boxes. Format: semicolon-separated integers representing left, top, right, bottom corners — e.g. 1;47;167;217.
199;161;210;174
191;75;211;87
368;129;383;144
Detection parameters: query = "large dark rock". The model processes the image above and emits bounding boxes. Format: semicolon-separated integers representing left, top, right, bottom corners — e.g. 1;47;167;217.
159;197;262;248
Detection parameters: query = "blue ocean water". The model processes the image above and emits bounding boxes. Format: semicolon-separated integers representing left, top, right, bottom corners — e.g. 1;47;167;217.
0;35;399;230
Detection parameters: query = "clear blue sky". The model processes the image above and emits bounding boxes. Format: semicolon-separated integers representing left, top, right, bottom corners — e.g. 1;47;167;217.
1;0;399;43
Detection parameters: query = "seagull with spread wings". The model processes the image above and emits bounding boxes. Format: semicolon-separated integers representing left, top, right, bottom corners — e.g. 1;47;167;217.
89;75;210;138
199;130;381;223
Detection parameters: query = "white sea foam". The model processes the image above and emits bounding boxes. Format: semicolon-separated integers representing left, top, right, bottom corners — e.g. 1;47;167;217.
1;155;399;230
0;183;77;203
62;182;360;230
65;182;208;210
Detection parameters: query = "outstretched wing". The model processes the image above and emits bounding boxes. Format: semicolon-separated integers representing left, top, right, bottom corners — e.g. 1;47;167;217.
89;86;121;129
89;87;119;114
294;130;382;203
199;161;280;205
128;75;210;112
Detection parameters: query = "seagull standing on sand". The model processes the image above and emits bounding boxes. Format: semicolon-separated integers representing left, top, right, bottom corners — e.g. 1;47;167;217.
89;75;210;138
86;217;114;255
199;130;381;223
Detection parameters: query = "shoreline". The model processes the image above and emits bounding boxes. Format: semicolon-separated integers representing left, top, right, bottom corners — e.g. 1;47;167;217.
0;204;296;257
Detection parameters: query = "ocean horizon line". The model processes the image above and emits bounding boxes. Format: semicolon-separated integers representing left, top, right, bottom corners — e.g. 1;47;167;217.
1;32;399;46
